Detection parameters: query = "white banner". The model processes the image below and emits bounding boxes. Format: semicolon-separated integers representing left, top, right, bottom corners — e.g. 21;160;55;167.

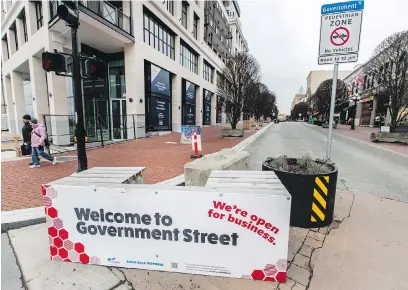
43;184;291;283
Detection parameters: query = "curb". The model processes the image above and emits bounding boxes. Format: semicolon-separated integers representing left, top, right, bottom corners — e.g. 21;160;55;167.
156;122;274;187
307;123;408;158
233;122;273;151
1;207;45;233
1;123;274;232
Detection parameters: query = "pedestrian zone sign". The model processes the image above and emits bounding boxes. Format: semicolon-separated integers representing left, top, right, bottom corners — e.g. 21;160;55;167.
318;1;364;65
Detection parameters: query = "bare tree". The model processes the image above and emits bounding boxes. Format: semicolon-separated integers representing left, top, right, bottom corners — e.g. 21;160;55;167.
217;52;261;129
310;79;347;120
365;30;408;127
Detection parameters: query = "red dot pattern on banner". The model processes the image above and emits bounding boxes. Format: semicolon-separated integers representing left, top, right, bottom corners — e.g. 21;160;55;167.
243;261;287;283
42;184;100;265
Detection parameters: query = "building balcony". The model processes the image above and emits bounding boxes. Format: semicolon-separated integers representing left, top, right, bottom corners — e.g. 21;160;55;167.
49;0;134;53
49;0;133;38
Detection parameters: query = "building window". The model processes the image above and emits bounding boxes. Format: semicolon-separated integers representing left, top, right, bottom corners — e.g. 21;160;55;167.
166;0;174;15
193;14;199;40
203;60;214;83
180;41;198;74
10;22;18;51
23;77;34;117
181;1;188;29
143;12;175;60
34;1;43;30
18;9;28;42
22;16;27;42
109;60;126;99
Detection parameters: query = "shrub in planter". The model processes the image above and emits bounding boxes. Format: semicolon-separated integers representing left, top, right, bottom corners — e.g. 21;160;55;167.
262;155;338;228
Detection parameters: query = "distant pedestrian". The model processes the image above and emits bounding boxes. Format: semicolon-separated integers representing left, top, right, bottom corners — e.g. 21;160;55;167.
21;114;32;153
29;118;56;168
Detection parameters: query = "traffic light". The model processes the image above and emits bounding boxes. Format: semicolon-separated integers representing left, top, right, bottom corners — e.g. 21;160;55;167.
57;1;78;26
42;52;66;73
85;59;105;79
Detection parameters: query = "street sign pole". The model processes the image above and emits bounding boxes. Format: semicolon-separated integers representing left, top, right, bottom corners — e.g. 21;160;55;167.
318;0;364;159
326;63;338;160
72;23;88;172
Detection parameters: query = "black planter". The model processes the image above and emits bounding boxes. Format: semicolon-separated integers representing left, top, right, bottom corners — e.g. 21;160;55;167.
262;159;338;228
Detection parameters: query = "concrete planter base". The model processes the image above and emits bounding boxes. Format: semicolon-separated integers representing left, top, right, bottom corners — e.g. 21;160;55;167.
221;129;244;137
184;149;249;186
370;132;408;144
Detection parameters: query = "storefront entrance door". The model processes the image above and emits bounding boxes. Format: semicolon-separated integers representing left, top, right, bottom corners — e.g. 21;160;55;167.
110;99;127;140
87;99;109;142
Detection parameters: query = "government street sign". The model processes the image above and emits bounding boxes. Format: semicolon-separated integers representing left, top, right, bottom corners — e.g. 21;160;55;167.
318;1;364;65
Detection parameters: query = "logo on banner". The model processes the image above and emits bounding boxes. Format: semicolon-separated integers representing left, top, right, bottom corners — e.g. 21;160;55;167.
151;64;170;96
126;260;164;267
107;257;120;264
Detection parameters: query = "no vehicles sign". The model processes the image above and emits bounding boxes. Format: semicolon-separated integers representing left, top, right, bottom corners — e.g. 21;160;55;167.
318;1;364;65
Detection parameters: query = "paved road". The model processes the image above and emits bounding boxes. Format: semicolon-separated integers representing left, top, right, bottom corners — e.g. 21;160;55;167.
246;122;408;202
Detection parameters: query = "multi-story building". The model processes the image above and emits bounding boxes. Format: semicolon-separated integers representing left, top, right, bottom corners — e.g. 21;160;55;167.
306;70;352;96
341;59;402;127
305;70;351;110
290;86;305;110
1;0;247;145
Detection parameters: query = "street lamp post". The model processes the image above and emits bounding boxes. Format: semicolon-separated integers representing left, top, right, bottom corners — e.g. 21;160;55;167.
350;96;358;130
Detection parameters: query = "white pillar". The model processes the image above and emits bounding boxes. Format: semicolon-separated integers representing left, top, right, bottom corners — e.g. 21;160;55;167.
122;1;131;34
10;71;26;134
211;93;216;125
196;87;203;126
355;102;363;127
188;3;194;35
172;75;182;133
29;56;49;118
124;43;145;138
3;75;16;133
46;39;71;145
1;39;9;62
16;18;26;46
7;30;17;56
174;0;182;25
369;97;378;127
172;35;182;132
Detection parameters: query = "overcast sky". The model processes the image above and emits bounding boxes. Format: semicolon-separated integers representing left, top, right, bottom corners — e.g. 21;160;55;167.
239;0;408;114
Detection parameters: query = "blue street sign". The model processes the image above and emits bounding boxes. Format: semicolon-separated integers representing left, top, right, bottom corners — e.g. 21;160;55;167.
321;1;364;15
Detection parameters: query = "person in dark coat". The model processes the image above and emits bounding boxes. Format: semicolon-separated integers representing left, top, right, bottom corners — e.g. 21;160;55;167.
22;114;38;165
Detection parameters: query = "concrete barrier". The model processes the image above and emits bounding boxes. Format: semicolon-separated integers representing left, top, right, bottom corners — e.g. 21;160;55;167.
370;132;408;144
184;149;249;186
221;128;244;137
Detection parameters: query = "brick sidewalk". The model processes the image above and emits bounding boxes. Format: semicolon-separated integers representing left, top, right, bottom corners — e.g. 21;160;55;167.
327;124;408;156
1;126;256;211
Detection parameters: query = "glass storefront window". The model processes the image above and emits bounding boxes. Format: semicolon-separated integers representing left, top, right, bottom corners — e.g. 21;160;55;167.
109;60;126;99
23;78;34;117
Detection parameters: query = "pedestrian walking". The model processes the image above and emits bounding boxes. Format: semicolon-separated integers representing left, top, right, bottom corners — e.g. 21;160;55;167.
21;114;39;165
29;118;56;168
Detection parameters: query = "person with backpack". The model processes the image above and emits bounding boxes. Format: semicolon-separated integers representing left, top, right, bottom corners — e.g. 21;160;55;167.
29;118;57;168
